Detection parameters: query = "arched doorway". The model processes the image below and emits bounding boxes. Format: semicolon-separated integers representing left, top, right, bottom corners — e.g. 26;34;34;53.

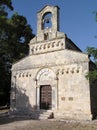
36;68;58;110
40;85;52;110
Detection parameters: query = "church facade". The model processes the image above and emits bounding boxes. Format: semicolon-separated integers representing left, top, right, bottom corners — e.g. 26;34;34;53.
10;5;97;120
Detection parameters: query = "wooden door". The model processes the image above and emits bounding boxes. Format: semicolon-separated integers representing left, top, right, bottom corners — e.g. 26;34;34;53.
40;85;52;110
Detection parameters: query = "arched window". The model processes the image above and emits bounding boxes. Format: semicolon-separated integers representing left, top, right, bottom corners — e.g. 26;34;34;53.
42;12;52;29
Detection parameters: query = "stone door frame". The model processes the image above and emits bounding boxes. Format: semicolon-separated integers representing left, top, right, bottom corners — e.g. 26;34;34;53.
35;68;58;110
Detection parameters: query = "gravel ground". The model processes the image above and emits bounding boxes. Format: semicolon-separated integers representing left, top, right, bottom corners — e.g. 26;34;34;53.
0;110;97;130
0;116;97;130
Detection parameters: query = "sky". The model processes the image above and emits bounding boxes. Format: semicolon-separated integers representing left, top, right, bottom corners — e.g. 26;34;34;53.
11;0;97;52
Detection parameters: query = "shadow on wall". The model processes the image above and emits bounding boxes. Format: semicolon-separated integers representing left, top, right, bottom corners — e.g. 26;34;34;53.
0;87;40;125
89;61;97;120
90;80;97;120
10;86;42;119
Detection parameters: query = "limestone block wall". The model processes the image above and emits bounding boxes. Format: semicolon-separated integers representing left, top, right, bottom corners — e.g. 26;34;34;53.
12;49;89;72
57;63;91;115
11;47;91;119
10;4;94;120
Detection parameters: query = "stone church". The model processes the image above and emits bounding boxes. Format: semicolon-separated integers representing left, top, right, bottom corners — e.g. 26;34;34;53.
10;5;97;120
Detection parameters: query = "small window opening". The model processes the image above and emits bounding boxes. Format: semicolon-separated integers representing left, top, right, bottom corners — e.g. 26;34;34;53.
44;33;49;40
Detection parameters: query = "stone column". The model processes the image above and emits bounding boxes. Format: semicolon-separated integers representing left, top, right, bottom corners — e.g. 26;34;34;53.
36;86;40;110
52;78;59;110
56;77;59;109
35;79;40;110
10;74;17;111
52;85;57;109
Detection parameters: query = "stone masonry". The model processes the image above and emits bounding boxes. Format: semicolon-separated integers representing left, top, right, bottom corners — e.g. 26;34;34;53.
10;5;97;120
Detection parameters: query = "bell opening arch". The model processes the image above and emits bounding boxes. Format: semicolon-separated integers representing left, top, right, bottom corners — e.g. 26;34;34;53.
42;12;52;30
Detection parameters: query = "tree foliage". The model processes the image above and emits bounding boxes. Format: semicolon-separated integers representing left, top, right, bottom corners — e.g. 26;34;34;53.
86;47;97;82
96;12;97;21
86;12;97;83
0;0;35;105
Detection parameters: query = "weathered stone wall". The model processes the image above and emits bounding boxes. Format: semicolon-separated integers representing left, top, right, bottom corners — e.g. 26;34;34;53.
10;48;92;120
10;5;93;120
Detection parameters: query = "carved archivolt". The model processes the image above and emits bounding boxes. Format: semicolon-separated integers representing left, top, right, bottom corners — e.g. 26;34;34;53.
36;68;56;81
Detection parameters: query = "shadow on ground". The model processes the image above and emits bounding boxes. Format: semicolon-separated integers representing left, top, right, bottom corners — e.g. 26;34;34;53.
0;110;34;125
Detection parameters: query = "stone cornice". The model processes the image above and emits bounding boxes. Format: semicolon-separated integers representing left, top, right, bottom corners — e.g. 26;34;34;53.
29;38;65;55
12;64;83;79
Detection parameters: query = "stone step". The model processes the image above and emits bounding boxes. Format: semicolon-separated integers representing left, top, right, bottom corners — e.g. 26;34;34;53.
39;110;54;119
9;109;54;119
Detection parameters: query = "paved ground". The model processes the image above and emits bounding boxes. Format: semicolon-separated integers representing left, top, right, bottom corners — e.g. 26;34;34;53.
0;110;97;130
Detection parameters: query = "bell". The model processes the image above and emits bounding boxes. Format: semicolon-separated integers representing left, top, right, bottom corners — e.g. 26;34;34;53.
45;18;50;23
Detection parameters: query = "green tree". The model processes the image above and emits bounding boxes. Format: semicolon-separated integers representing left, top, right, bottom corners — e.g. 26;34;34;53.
86;47;97;82
86;12;97;82
0;0;35;106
